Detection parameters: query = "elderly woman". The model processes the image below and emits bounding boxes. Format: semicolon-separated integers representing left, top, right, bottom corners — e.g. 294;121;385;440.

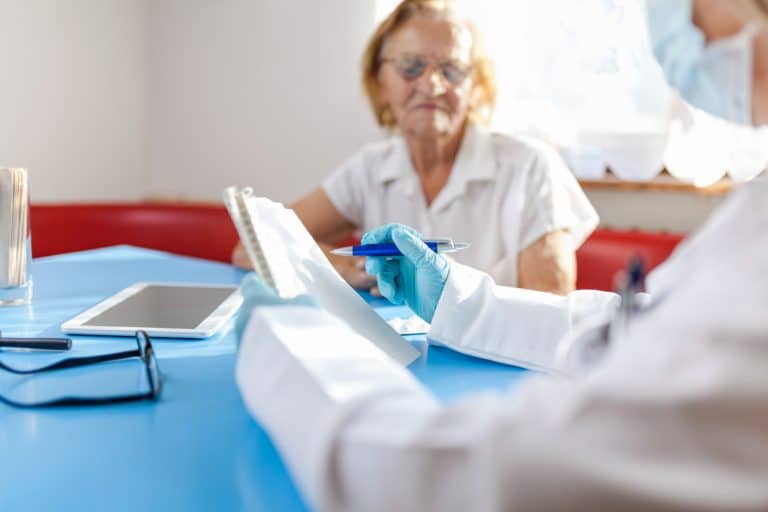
233;0;598;294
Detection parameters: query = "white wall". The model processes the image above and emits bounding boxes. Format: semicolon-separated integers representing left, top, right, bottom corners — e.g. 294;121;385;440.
146;0;381;204
1;0;379;205
0;0;148;202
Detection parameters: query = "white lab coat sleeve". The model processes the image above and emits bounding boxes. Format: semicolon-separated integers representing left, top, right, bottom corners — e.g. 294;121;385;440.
237;301;768;512
334;331;768;512
428;262;619;373
235;304;439;508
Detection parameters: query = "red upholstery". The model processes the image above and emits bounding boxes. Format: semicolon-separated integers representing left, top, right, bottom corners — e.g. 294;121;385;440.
30;203;239;262
30;202;685;289
575;228;684;291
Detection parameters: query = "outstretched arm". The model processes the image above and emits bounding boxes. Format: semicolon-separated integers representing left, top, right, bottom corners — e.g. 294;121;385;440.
238;293;768;511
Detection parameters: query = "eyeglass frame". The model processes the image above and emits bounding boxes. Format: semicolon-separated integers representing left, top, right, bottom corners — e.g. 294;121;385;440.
378;53;474;85
0;330;162;408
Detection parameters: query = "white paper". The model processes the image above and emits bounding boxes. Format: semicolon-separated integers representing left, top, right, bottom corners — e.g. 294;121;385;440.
243;196;420;366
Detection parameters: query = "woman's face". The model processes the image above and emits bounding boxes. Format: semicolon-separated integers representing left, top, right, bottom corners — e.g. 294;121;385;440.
377;15;475;139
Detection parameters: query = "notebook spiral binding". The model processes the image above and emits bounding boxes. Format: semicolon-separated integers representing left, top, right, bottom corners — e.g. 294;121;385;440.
223;186;279;293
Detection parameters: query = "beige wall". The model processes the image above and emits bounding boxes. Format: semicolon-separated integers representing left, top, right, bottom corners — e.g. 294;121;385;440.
0;0;149;202
146;0;381;205
3;0;381;206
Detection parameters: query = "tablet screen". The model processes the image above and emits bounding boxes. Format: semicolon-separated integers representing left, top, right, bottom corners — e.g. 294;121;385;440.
82;285;238;329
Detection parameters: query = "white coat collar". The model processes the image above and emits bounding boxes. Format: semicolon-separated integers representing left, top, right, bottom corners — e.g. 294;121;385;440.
375;124;498;211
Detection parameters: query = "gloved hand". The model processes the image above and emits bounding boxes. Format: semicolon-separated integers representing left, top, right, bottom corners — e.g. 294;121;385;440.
362;223;450;322
236;273;317;342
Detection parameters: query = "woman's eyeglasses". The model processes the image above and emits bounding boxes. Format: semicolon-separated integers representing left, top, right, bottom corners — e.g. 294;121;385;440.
380;54;473;85
0;330;162;408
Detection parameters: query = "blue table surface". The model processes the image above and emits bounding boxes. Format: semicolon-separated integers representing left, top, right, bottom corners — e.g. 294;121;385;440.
0;246;529;512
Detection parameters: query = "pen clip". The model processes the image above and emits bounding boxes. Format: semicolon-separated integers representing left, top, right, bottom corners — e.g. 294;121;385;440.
626;255;646;294
608;254;646;347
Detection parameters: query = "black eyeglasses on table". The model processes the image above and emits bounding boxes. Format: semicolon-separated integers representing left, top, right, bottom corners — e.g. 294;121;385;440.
0;330;162;408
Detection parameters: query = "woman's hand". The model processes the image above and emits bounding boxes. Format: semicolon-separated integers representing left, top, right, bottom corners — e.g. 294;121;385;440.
236;273;317;342
232;241;253;270
322;244;378;291
233;238;379;292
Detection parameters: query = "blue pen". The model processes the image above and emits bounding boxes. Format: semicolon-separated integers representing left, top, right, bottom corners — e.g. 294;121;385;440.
331;238;470;257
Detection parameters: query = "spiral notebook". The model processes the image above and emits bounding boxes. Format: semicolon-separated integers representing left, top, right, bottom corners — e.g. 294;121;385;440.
223;186;279;292
223;186;419;366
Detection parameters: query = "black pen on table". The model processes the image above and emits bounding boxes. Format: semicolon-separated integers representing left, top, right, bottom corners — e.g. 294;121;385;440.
0;330;72;351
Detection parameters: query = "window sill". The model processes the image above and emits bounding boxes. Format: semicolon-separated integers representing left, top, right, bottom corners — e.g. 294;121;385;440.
578;171;733;196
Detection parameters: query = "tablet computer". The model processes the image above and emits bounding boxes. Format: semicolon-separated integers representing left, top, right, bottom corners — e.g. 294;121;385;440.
61;283;242;338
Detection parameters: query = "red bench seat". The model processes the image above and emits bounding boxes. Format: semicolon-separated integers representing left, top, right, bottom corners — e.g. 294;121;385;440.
30;203;239;263
575;228;683;290
30;202;685;291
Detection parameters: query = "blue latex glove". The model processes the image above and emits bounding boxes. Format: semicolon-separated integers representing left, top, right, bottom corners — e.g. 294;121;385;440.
362;224;450;322
235;273;317;343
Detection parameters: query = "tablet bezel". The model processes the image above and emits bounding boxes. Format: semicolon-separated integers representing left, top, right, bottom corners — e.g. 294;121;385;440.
61;282;243;338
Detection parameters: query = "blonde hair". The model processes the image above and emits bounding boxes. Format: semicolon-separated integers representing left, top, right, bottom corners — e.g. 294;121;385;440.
361;0;496;129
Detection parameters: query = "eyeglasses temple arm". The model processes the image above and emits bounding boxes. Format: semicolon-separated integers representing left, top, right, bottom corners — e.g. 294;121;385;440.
0;349;141;375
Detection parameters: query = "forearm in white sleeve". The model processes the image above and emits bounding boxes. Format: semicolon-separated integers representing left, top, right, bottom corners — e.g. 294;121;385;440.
333;341;768;512
236;304;439;508
238;303;768;512
429;262;619;373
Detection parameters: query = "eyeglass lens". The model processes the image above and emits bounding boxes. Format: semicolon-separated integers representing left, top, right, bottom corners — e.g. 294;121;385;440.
390;55;470;84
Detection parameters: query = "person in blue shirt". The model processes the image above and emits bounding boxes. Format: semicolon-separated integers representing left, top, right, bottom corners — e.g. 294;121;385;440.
648;0;768;124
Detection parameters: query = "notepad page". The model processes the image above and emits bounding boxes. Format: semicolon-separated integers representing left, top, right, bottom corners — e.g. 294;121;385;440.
241;197;308;299
241;196;420;366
